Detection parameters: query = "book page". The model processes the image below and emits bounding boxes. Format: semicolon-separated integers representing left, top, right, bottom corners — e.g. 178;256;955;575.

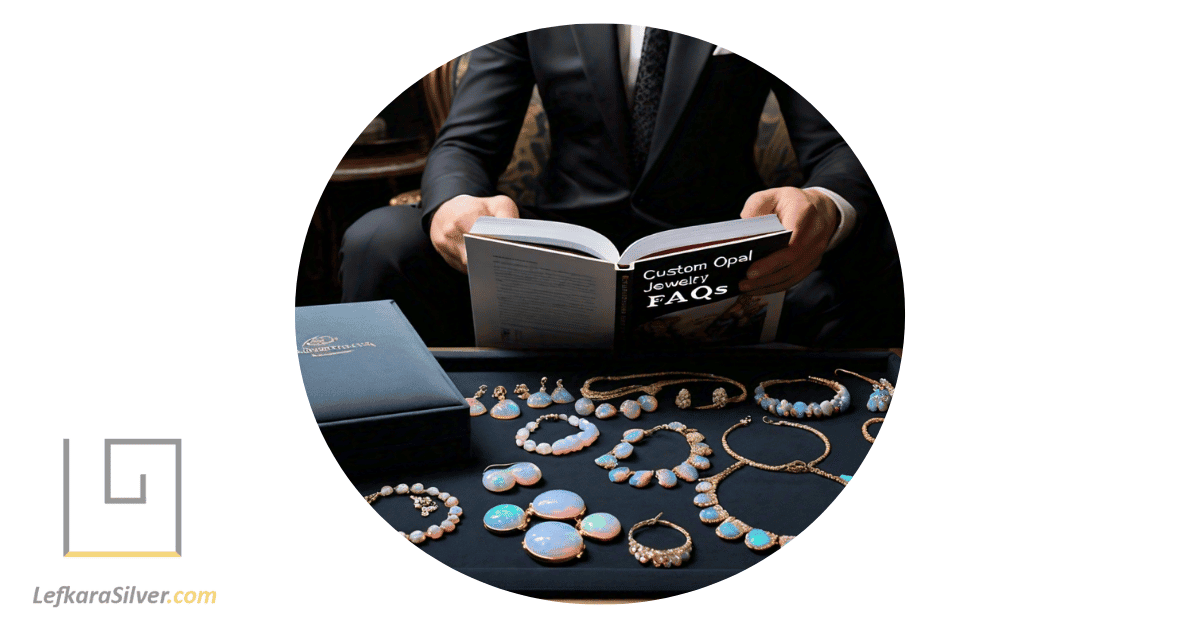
471;216;620;263
465;234;616;348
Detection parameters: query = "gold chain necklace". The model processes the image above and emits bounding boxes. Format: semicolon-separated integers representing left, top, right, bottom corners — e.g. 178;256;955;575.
580;372;747;410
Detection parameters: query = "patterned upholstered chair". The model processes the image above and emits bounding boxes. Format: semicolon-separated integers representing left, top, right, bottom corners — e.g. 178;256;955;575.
391;52;807;207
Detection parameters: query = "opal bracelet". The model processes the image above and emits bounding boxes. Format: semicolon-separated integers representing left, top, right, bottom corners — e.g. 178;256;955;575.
515;414;600;455
628;513;693;568
754;376;850;419
364;482;463;544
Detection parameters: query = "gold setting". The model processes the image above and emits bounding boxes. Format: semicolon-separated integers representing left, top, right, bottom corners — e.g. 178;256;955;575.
580;372;747;410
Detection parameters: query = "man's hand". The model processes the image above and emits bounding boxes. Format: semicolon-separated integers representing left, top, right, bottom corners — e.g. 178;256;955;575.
739;187;839;295
430;194;519;273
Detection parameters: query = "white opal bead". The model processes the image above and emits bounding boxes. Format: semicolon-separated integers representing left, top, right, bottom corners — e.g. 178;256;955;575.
523;440;537;452
448;506;463;516
426;487;440;495
820;400;833;416
517;428;531;439
410;483;424;493
445;496;459;507
380;485;393;496
568;416;580;426
536;443;552;455
516;438;525;447
409;531;425;543
526;422;537;431
394;484;409;494
440;520;456;532
447;514;460;524
426;525;443;539
438;492;450;501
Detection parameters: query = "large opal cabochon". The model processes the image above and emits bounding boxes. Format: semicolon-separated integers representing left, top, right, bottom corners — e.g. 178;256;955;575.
530;489;585;520
579;513;622;540
527;392;552;408
575;397;595;415
482;469;516;492
523;521;584;563
483;504;527;532
508;462;541;486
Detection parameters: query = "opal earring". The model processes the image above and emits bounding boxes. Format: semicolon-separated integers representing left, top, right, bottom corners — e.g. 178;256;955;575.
482;489;622;564
835;369;894;412
465;385;488;416
519;378;553;408
550;379;575;404
490;386;521;420
481;462;542;493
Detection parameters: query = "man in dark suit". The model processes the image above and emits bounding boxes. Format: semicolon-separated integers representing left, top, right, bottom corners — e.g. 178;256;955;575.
341;25;903;347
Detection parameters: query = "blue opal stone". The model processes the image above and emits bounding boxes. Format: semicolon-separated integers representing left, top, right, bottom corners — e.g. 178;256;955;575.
623;429;645;442
808;402;821;416
448;505;463;516
867;395;880;412
527;392;552;408
523;521;583;563
637;394;658;411
551;387;575;404
594;454;618;469
579;513;622;540
594;403;617;419
655;469;678;488
777;400;791;416
483;504;527;532
695;481;713;492
699;507;724;523
745;529;774;550
608;467;632;483
490;399;521;420
693;493;715;507
613;442;634;459
673;462;699;482
629;470;654;488
840;474;853;482
482;469;516;493
688;454;711;470
551;439;570;455
760;397;773;410
530;489;585;520
668;422;684;430
716;520;745;540
575;397;595;416
620;400;642;419
878;397;890;411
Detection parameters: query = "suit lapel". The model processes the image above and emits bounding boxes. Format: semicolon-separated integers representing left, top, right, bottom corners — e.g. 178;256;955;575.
571;25;632;172
640;32;715;184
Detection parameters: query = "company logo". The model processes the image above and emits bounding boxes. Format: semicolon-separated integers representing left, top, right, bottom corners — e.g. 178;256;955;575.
296;334;376;358
62;439;182;557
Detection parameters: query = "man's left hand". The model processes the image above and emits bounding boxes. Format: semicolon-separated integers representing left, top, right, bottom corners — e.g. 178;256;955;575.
738;187;838;295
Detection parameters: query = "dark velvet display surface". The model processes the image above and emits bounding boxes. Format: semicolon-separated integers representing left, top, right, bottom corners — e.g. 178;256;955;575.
350;347;899;598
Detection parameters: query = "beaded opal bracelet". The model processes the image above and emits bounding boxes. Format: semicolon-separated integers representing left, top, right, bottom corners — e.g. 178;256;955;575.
754;377;850;419
364;482;463;544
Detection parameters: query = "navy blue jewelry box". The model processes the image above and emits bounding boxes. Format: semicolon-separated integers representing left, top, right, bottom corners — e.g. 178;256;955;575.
296;300;471;479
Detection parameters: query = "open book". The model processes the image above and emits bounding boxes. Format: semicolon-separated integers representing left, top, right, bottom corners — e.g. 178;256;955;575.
464;215;792;349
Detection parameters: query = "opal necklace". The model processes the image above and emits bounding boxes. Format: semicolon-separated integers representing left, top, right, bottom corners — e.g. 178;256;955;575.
693;417;852;551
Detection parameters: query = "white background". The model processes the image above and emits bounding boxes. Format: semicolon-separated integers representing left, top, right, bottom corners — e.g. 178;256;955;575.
3;1;1196;625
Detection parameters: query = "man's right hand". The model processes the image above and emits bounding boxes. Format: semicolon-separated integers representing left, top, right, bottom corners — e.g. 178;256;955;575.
429;194;519;273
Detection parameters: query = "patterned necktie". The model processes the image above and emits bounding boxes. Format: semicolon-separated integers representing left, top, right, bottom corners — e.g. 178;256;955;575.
630;27;671;177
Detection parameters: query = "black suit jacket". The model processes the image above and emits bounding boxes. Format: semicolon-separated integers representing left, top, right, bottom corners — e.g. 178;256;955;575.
421;25;902;342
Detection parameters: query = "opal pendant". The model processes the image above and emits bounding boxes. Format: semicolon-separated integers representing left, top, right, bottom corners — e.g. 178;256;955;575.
579;513;622;540
527;391;552;408
551;384;575;404
466;397;486;416
716;518;751;540
608;467;632;482
655;469;678;488
628;470;654;488
491;399;521;420
637;394;658;412
673;462;699;483
529;490;586;520
575;397;595;416
523;521;584;563
594;403;617;419
483;504;528;533
623;428;645;442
